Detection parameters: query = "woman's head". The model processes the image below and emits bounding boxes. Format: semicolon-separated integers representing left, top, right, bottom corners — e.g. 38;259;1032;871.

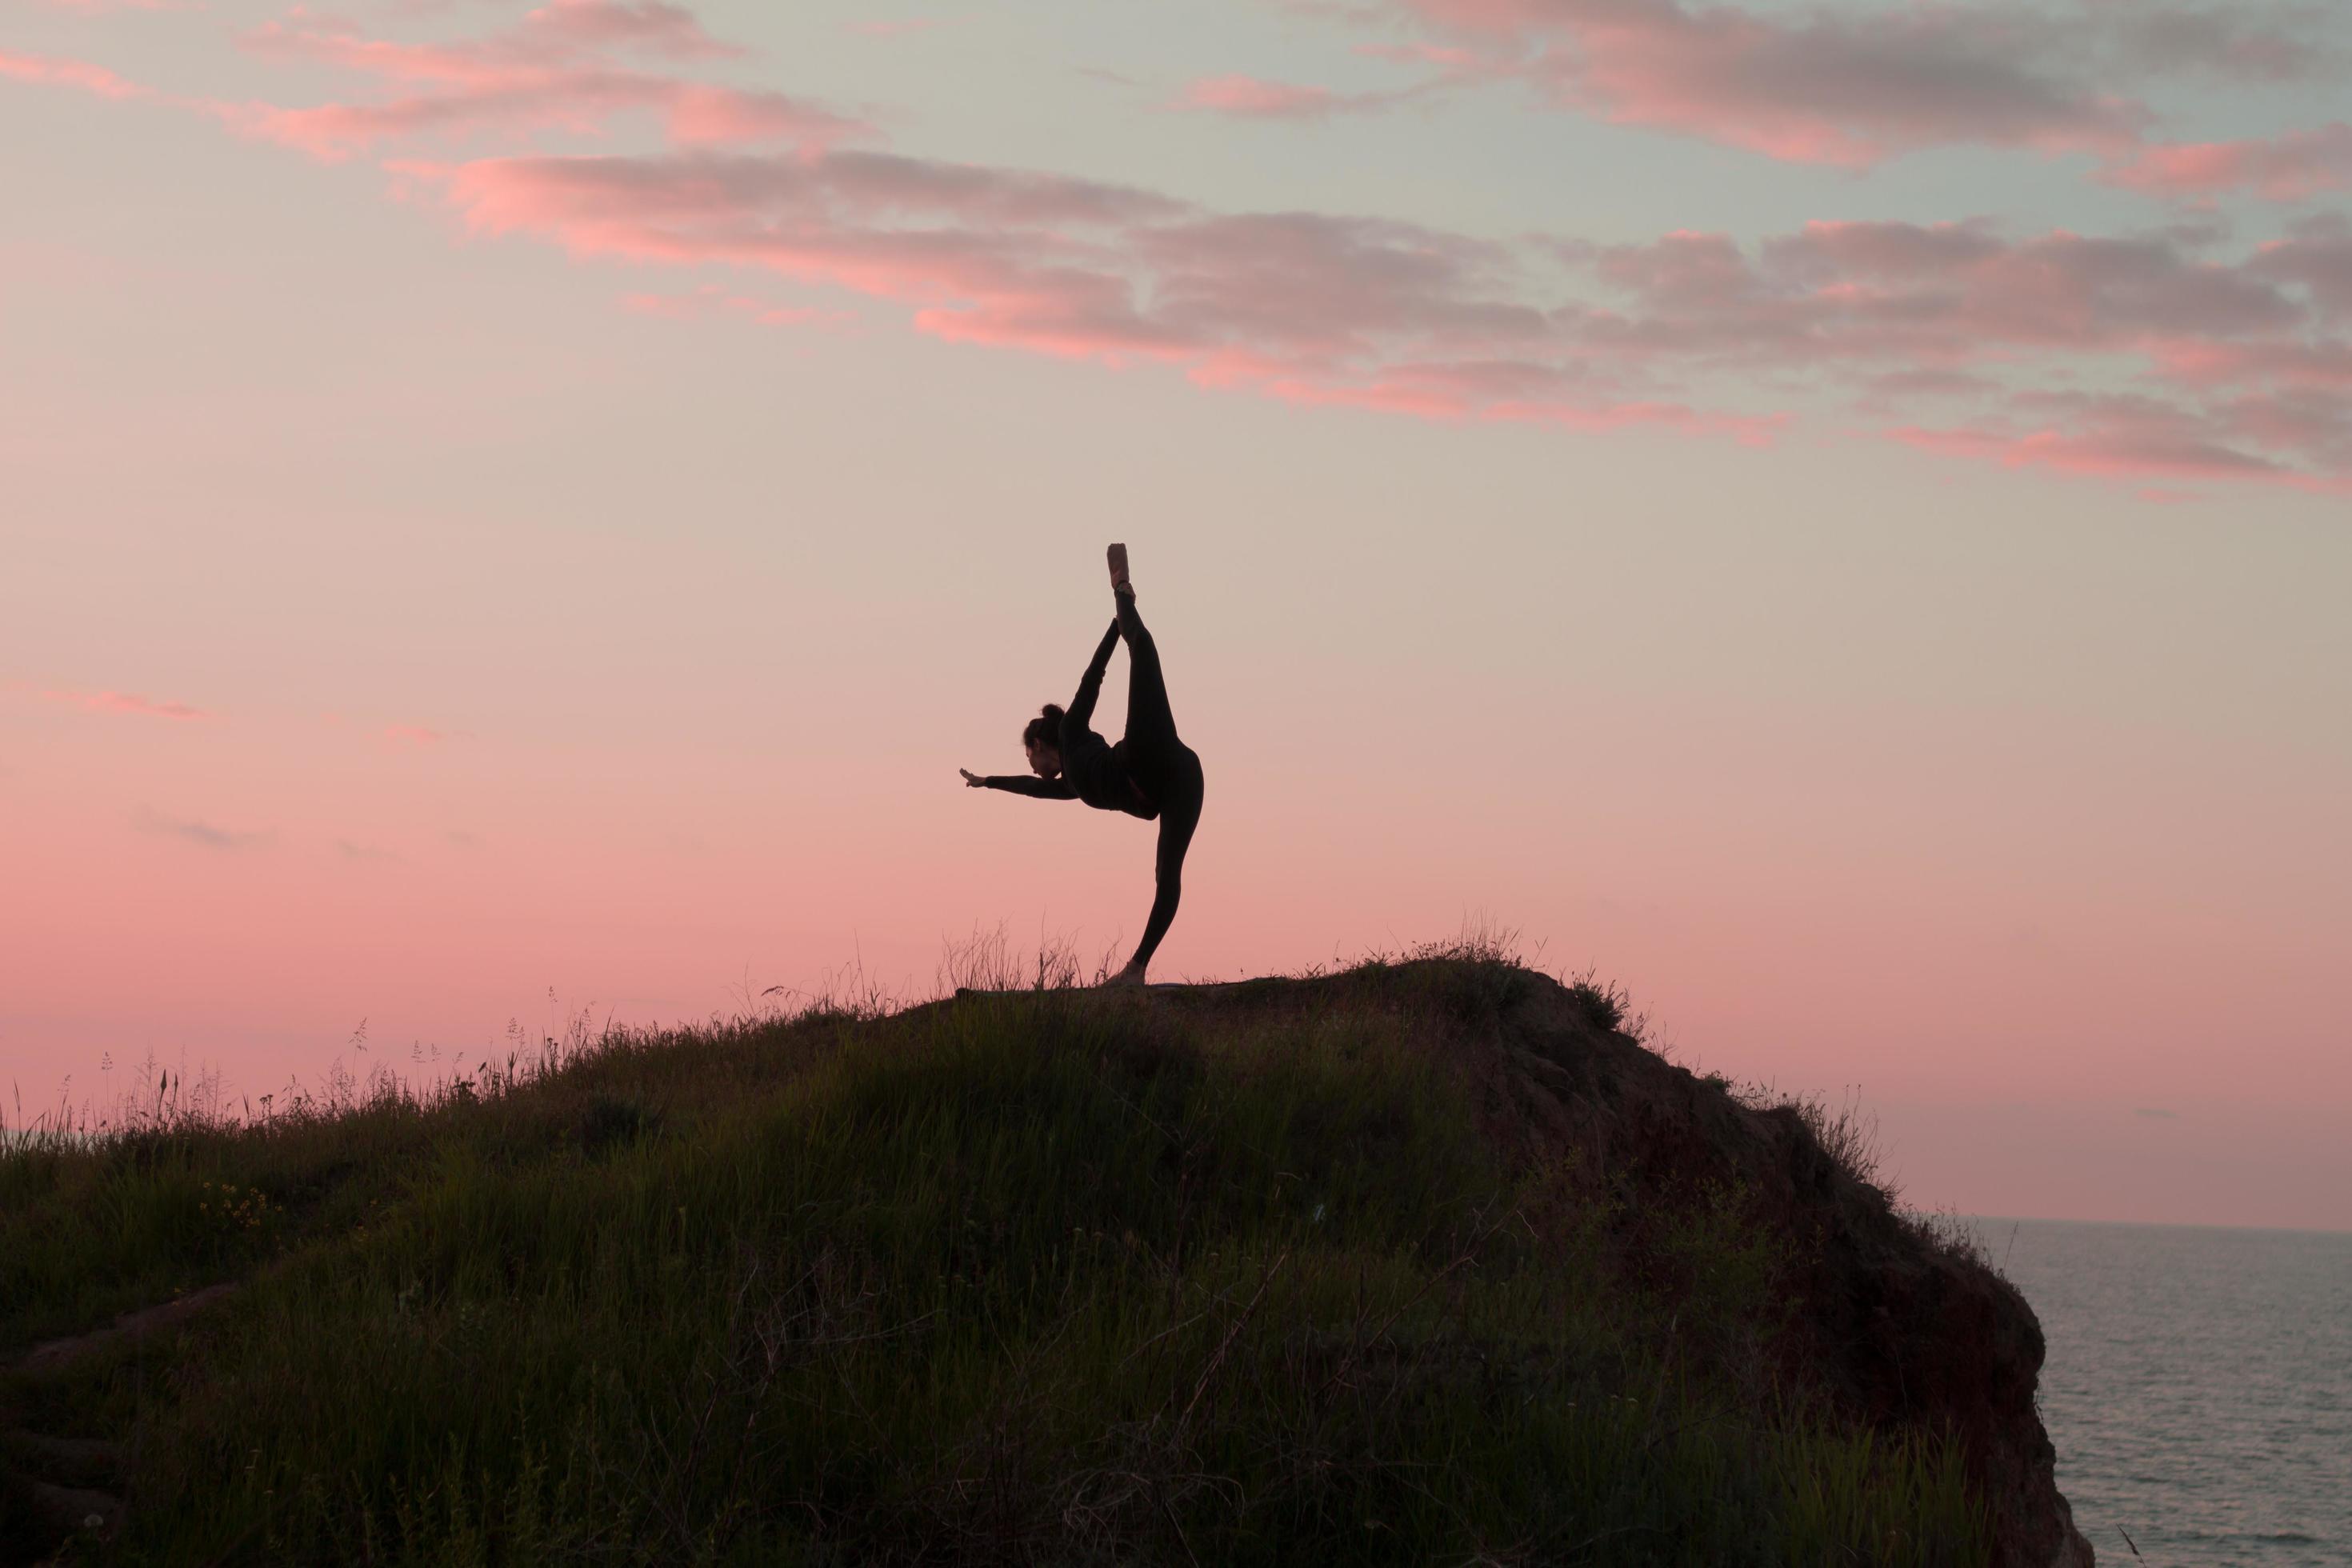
1023;705;1064;777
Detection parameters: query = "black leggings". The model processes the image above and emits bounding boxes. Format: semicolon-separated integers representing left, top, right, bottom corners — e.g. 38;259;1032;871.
1117;594;1204;970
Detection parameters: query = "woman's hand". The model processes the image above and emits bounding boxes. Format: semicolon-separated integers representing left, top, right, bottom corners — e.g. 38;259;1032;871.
959;768;986;788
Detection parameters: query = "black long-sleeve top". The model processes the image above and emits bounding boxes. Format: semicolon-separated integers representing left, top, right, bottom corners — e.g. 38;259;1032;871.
981;620;1154;819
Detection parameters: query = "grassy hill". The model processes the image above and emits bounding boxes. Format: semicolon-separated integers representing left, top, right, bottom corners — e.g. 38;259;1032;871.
1;942;2084;1566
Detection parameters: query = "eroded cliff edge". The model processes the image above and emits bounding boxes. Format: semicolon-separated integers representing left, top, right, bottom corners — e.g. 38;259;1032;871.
1148;962;2094;1566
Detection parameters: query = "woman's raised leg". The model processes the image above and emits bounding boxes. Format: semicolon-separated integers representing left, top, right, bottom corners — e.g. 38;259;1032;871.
1113;571;1178;759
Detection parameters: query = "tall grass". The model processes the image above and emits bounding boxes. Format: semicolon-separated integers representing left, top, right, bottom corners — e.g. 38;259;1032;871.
3;946;1987;1566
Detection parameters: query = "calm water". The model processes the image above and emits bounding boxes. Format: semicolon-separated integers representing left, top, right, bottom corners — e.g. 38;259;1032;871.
1987;1218;2352;1568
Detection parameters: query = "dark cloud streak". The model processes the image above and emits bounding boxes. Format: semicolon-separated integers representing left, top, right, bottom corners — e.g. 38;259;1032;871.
138;810;273;851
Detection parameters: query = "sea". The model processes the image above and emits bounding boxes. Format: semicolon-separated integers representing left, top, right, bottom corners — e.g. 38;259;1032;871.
1988;1218;2352;1568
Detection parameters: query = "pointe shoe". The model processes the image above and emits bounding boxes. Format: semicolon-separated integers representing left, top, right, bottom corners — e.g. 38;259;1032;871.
1106;542;1134;598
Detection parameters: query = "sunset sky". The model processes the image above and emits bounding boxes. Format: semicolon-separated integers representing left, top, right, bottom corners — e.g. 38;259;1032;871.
4;0;2348;1230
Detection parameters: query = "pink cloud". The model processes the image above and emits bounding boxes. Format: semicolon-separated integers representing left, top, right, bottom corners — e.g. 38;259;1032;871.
2223;388;2352;473
232;77;854;162
1582;220;2352;479
1174;74;1343;120
40;687;211;720
2146;338;2352;390
384;724;445;746
1890;386;2352;492
1180;350;1732;434
1892;414;2290;486
2103;4;2343;85
1570;221;2310;379
1354;41;1487;70
2252;226;2352;318
228;12;865;161
1350;0;2346;190
1169;38;1517;124
392;141;2352;486
27;3;2352;491
406;146;1722;442
1166;70;1457;122
520;0;746;62
0;48;151;101
1394;0;2147;167
2105;125;2352;202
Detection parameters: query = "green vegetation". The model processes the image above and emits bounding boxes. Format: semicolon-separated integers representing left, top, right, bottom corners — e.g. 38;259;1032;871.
3;946;1988;1566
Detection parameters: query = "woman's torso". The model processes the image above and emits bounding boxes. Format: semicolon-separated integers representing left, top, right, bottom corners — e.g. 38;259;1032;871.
1063;731;1198;821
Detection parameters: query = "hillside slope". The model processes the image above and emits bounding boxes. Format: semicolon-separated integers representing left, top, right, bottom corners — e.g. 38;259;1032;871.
2;954;2089;1566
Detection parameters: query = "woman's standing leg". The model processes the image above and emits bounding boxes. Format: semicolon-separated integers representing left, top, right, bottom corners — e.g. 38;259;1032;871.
1129;754;1203;975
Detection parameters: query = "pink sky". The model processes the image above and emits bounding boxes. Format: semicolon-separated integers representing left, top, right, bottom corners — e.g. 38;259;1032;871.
3;0;2348;1230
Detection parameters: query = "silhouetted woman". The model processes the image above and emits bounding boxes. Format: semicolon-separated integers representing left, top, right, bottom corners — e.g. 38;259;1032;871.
959;545;1205;987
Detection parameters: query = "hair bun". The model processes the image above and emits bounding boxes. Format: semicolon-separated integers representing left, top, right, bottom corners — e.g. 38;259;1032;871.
1023;703;1069;754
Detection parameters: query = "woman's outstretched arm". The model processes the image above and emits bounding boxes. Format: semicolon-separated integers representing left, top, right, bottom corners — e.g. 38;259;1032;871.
962;769;1076;798
1064;619;1122;735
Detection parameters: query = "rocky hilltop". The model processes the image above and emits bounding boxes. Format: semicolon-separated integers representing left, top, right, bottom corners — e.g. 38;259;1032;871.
2;953;2088;1566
